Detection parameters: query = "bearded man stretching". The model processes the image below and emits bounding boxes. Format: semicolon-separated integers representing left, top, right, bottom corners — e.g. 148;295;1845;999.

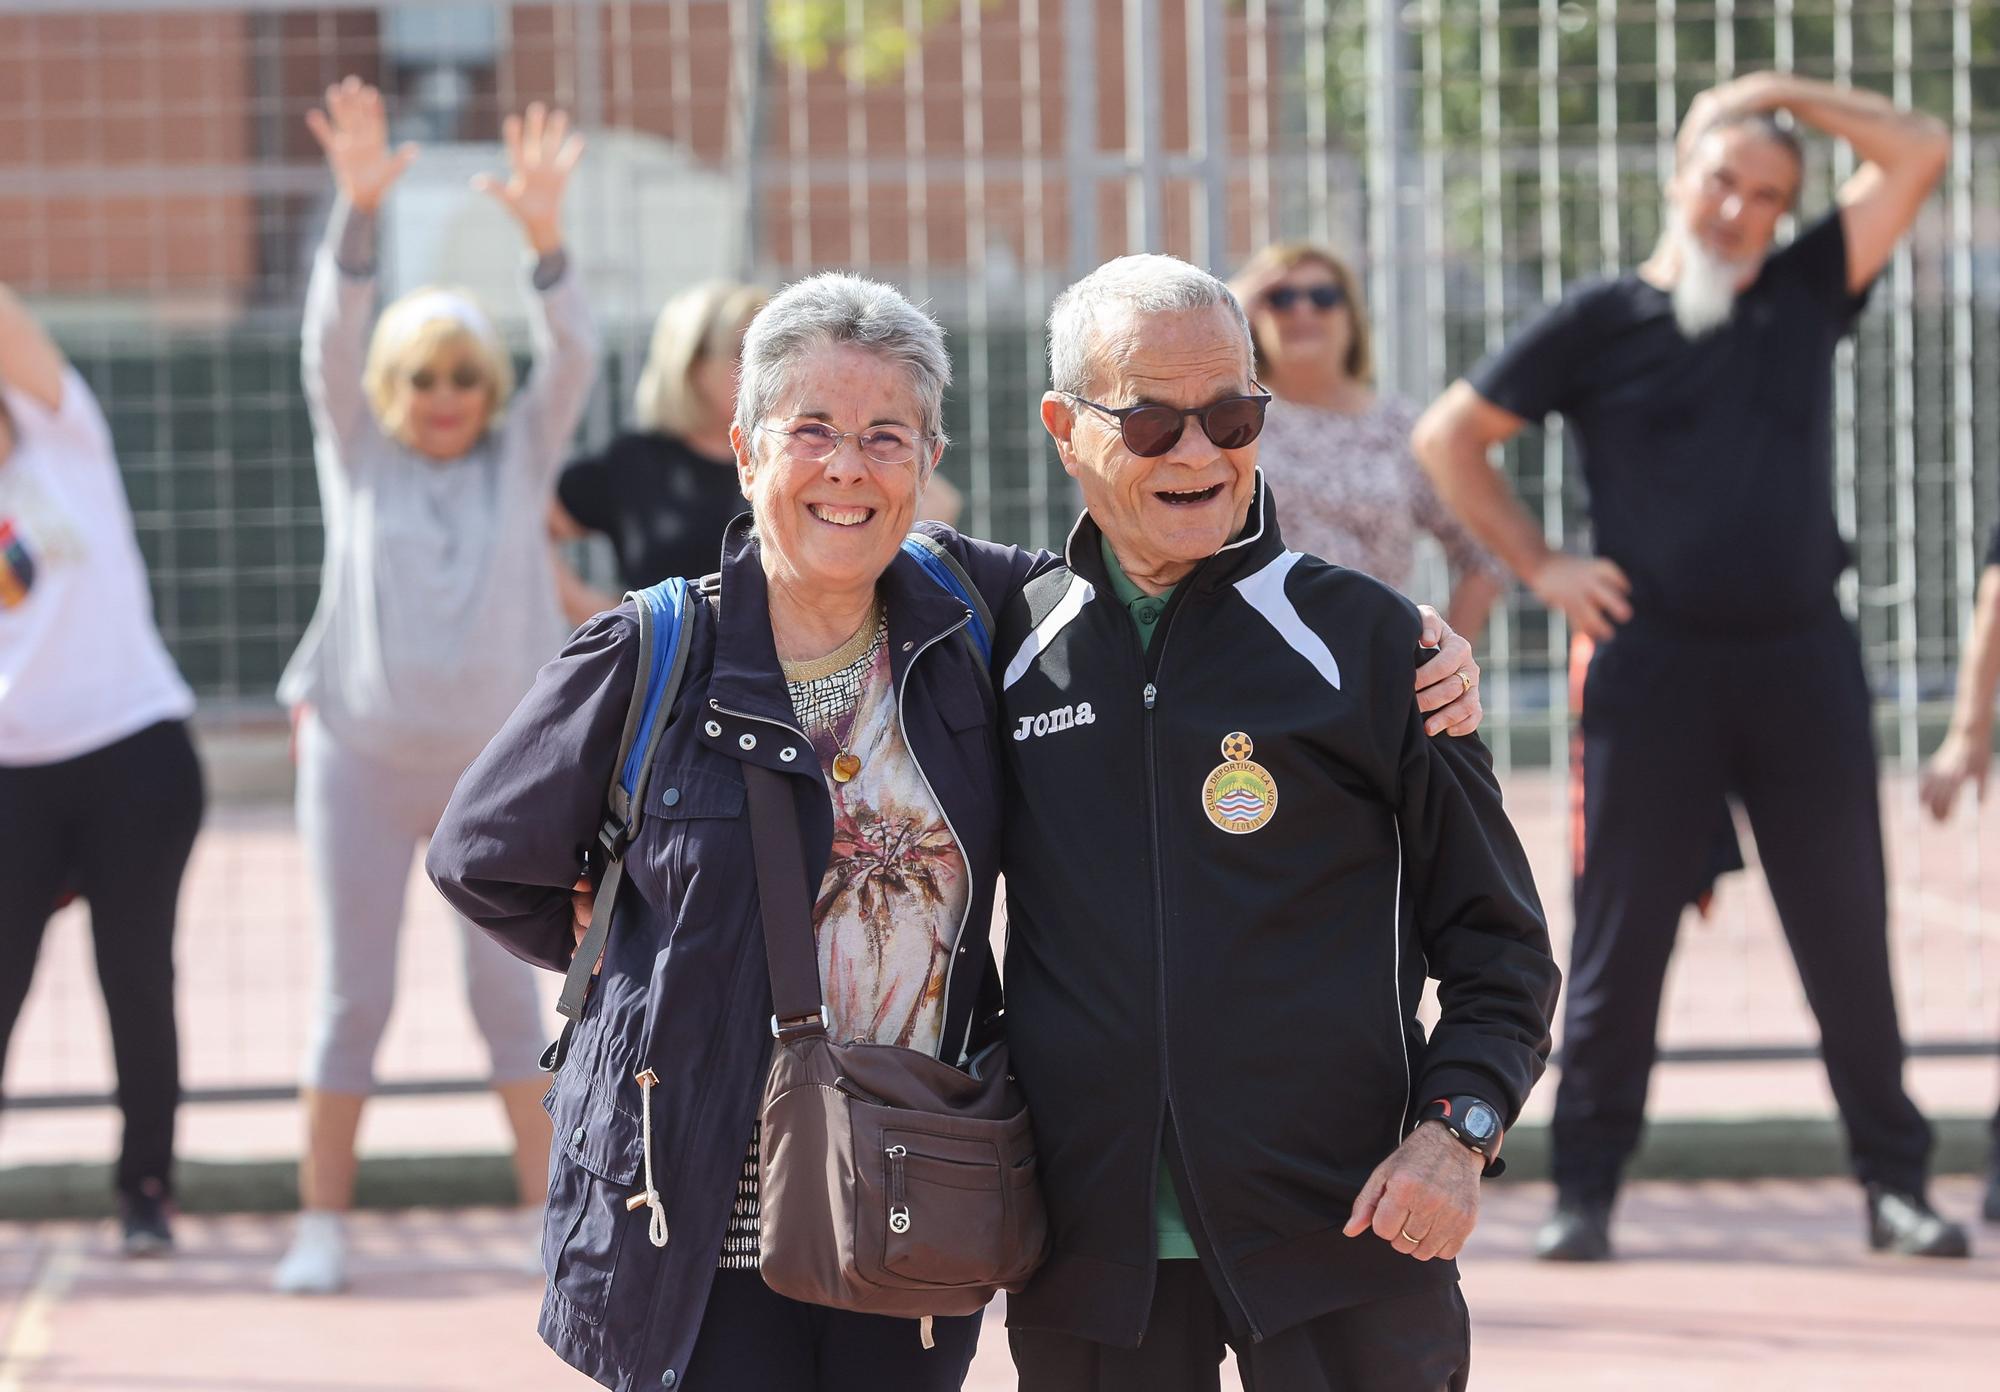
1413;72;1967;1262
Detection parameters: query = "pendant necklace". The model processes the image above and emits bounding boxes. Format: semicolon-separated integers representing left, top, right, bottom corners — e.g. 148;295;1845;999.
830;725;865;784
781;596;882;785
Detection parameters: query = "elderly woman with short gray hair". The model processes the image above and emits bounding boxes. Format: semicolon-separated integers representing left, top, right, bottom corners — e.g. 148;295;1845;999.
427;269;1051;1391
426;258;1491;1389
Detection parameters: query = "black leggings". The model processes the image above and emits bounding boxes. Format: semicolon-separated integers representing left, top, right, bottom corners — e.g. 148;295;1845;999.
0;720;205;1198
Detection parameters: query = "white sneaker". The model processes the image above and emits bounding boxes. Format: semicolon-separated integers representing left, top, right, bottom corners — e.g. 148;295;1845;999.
273;1211;348;1294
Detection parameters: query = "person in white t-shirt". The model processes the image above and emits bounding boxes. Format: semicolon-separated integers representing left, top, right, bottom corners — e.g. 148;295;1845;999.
0;282;204;1258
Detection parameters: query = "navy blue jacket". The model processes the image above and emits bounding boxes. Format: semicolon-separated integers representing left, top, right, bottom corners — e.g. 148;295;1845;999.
426;516;1050;1392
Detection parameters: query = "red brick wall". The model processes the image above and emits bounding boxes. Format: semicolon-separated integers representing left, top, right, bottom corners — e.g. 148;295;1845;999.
0;2;1284;294
0;11;258;293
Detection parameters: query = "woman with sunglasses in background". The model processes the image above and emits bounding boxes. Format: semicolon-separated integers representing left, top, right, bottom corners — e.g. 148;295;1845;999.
272;77;599;1294
1231;244;1504;638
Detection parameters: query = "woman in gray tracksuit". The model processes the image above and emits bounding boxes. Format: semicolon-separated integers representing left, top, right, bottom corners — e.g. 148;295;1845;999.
273;76;599;1294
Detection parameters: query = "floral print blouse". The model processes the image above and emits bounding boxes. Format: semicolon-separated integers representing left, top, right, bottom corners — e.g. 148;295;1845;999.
1255;392;1503;594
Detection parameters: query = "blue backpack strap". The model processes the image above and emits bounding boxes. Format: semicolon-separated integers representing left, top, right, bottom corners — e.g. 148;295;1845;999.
901;531;992;664
611;577;694;827
544;577;696;1070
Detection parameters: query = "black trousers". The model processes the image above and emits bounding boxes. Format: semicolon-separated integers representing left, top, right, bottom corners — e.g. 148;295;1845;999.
1009;1262;1470;1392
0;720;205;1198
1556;613;1932;1199
682;1269;982;1391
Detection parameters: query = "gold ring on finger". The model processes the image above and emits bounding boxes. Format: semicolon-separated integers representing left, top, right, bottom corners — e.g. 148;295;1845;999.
1457;669;1474;696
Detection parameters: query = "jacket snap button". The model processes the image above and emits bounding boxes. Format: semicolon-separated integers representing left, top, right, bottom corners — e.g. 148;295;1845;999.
660;1373;677;1388
901;640;914;651
570;1126;585;1145
738;733;757;750
661;788;680;807
779;747;797;762
703;720;722;737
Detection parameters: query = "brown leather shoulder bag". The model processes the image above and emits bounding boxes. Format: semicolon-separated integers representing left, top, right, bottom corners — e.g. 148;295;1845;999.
742;760;1048;1323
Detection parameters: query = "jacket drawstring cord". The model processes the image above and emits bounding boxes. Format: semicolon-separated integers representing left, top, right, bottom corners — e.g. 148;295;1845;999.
624;1069;670;1248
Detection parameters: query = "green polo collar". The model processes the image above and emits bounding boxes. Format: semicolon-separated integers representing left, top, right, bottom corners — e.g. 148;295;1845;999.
1099;535;1176;650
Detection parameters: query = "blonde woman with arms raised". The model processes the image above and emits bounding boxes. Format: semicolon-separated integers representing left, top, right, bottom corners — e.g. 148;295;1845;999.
273;77;600;1294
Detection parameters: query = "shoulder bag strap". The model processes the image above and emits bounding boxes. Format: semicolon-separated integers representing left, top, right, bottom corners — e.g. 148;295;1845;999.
742;761;829;1041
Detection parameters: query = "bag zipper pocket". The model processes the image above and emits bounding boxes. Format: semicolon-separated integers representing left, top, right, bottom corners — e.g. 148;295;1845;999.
886;1145;910;1233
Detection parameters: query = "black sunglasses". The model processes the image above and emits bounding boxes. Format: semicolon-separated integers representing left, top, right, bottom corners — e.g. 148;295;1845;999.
409;363;485;393
1067;387;1272;458
1266;284;1347;312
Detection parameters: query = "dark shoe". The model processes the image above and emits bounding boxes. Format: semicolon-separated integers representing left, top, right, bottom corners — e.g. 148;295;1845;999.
1866;1185;1970;1258
1534;1196;1613;1262
118;1188;174;1258
1981;1160;1999;1225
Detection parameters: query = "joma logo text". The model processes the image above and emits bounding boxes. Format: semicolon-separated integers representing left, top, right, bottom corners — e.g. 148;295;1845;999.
1013;702;1096;741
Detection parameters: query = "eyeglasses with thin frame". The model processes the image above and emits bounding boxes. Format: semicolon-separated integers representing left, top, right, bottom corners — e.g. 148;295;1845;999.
1265;284;1347;313
759;421;927;468
409;363;485;394
1065;386;1273;458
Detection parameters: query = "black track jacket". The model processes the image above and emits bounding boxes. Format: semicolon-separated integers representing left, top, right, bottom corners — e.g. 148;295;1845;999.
996;477;1558;1347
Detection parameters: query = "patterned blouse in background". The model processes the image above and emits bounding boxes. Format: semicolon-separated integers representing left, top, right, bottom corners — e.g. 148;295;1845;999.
1255;392;1504;596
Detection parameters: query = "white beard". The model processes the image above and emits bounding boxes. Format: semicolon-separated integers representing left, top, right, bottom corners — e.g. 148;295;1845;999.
1669;222;1750;340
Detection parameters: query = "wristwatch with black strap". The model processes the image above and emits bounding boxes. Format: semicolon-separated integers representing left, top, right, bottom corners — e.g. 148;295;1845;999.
1418;1095;1505;1177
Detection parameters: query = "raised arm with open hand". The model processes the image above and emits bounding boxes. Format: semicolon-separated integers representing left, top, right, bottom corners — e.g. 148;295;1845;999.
0;283;68;412
305;76;417;215
472;103;586;258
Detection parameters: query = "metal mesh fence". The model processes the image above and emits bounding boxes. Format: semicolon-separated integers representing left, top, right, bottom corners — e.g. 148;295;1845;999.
2;0;1995;1108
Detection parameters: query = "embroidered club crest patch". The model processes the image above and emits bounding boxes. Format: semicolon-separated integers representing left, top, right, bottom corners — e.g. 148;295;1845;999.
1202;732;1277;834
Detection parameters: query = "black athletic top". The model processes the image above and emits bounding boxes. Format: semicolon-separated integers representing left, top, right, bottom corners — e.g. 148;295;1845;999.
556;431;745;590
1469;210;1873;637
994;478;1556;1345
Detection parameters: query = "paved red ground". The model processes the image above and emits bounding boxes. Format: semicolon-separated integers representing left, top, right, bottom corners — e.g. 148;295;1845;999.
6;767;1997;1168
0;1179;1991;1390
4;764;1996;1389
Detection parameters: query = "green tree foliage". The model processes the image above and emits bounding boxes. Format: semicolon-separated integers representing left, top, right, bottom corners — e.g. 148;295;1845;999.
1333;0;1994;143
1315;2;1996;282
768;0;997;80
765;2;1994;123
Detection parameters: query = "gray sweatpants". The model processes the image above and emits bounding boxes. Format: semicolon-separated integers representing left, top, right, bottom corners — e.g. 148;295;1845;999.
296;710;546;1093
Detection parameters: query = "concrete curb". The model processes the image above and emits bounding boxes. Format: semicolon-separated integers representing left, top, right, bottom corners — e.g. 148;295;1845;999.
1492;1113;1990;1185
3;1115;1990;1221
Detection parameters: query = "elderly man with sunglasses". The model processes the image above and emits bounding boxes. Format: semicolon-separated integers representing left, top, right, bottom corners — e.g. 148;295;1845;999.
993;254;1558;1392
